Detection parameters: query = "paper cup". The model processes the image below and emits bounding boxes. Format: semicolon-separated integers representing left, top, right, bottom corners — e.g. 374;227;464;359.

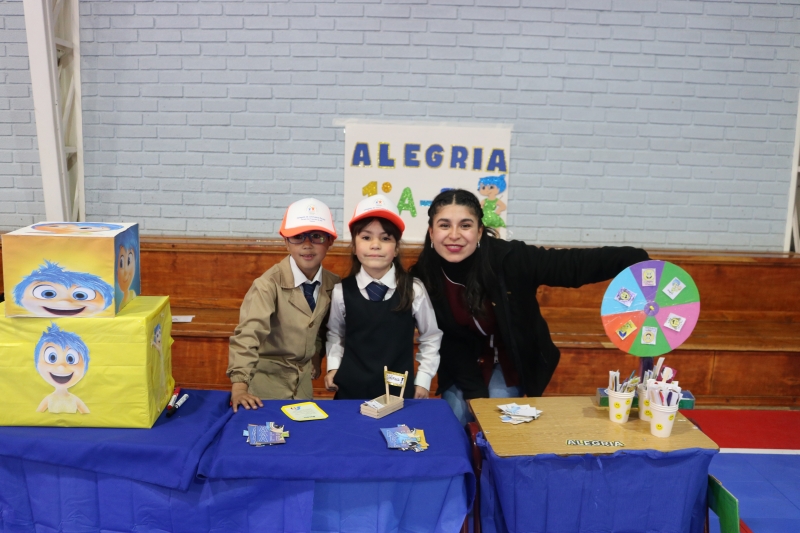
649;403;679;437
606;389;635;424
637;384;651;421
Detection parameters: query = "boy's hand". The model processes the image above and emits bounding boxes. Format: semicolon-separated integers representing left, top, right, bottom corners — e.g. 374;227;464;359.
414;385;429;399
230;382;263;412
324;369;338;392
311;353;322;380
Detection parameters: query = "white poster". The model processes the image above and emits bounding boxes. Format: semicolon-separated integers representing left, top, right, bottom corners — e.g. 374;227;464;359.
343;121;512;242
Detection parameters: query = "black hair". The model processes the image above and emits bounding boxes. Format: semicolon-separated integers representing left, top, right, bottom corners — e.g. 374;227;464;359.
413;189;497;316
349;216;414;312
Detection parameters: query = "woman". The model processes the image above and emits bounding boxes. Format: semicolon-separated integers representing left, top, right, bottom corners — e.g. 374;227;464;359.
411;189;649;425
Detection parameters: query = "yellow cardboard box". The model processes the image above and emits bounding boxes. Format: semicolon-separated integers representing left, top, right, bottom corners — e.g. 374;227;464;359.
0;296;173;428
2;222;140;318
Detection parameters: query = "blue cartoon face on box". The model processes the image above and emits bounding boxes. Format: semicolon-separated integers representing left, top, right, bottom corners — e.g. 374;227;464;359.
3;222;140;318
115;225;140;312
31;222;124;235
35;323;91;414
14;261;114;317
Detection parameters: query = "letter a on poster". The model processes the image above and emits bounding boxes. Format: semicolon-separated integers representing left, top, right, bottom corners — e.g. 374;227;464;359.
343;121;512;242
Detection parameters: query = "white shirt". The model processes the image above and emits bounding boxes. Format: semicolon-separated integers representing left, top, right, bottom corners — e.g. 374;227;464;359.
326;265;442;391
289;256;322;303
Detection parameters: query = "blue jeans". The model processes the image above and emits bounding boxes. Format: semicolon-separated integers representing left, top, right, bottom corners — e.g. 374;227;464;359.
442;364;522;426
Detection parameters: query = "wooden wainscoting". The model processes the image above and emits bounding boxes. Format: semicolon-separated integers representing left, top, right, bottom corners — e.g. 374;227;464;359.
2;237;798;406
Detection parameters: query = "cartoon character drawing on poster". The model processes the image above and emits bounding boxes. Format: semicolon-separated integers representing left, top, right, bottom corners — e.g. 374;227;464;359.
151;322;166;394
35;323;90;414
31;222;123;234
116;231;139;307
477;175;507;229
13;261;114;317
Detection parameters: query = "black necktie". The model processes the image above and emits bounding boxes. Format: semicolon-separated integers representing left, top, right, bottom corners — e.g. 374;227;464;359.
366;281;389;302
302;281;319;312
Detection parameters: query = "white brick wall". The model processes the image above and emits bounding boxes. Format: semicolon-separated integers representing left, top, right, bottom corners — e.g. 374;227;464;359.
1;0;799;250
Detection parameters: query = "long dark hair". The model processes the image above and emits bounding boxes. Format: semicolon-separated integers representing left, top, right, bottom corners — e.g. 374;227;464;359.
413;189;497;316
349;216;414;312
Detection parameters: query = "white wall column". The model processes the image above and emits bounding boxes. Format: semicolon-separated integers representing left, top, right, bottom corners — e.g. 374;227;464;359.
22;0;85;222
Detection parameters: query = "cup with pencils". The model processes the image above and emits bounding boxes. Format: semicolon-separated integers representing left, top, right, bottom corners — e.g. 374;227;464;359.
606;370;639;424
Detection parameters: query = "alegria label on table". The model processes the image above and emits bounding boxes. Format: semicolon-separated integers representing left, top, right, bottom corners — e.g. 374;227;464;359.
566;439;625;447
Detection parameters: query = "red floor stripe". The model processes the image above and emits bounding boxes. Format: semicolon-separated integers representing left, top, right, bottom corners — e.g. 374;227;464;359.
685;410;800;450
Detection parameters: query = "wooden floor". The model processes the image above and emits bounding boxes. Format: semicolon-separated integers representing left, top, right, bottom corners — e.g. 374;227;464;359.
2;236;799;406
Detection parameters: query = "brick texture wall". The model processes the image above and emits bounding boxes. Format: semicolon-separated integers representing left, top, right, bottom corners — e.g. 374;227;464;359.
1;0;799;250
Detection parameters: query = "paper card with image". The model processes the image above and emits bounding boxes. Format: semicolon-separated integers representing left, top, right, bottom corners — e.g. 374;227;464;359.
641;268;657;287
663;313;686;332
614;288;637;307
641;326;658;345
616;320;638;340
662;277;686;300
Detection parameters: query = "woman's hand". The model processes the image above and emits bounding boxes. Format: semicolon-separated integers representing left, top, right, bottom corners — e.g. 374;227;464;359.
230;382;263;413
324;369;339;392
414;385;430;399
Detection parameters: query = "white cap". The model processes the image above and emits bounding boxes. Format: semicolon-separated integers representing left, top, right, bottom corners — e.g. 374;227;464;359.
348;194;405;237
279;198;337;239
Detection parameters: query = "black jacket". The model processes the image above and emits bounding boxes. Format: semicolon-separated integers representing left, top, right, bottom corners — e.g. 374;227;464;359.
415;238;649;399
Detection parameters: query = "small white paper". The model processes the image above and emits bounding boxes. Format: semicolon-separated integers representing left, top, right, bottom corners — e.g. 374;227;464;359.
662;277;686;300
385;373;405;386
172;315;195;323
614;288;637;307
641;326;658;345
363;400;383;410
663;313;686;332
641;268;656;287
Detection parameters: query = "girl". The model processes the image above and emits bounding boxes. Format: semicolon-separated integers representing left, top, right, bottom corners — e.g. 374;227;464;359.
410;189;649;425
325;195;441;400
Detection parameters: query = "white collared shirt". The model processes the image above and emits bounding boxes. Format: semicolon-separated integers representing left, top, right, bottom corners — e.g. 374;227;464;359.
326;265;442;391
289;256;322;303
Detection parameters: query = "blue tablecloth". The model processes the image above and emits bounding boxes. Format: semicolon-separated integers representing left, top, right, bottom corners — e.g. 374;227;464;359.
478;435;716;533
199;399;476;488
0;389;232;491
0;394;474;533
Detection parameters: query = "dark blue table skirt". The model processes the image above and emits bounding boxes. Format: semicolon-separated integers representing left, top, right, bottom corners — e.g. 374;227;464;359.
477;435;716;533
0;393;474;533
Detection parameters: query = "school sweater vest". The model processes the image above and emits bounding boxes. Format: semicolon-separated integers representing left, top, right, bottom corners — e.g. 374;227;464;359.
334;276;416;400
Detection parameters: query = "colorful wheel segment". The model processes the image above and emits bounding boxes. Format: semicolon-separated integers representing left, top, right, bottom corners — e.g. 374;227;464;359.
601;260;700;357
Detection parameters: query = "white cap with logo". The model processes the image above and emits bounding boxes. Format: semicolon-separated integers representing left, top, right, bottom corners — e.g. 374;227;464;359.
279;198;338;240
348;194;405;237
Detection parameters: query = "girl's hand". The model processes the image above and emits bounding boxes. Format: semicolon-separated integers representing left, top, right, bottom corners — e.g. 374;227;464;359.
324;369;339;392
414;385;429;399
230;382;263;413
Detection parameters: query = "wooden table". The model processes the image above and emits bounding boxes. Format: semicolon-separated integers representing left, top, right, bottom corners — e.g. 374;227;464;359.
470;396;719;457
468;397;719;533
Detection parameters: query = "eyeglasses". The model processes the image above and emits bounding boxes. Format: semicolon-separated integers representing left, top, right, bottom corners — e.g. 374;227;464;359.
286;232;329;245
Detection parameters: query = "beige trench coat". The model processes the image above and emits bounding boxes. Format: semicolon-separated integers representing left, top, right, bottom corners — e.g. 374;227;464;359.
227;256;340;399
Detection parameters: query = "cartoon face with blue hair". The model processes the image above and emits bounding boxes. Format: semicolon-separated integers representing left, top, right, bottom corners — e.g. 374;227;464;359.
477;175;507;199
32;222;123;234
35;323;90;414
116;231;138;306
14;261;114;317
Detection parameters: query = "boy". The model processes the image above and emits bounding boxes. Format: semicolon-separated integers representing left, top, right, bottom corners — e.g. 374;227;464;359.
227;198;340;411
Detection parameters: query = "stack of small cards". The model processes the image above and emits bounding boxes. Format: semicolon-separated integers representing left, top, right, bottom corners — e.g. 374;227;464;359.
244;422;289;446
498;403;542;424
380;424;429;452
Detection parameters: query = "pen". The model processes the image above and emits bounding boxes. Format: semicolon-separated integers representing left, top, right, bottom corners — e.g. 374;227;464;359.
166;394;189;418
167;386;181;411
